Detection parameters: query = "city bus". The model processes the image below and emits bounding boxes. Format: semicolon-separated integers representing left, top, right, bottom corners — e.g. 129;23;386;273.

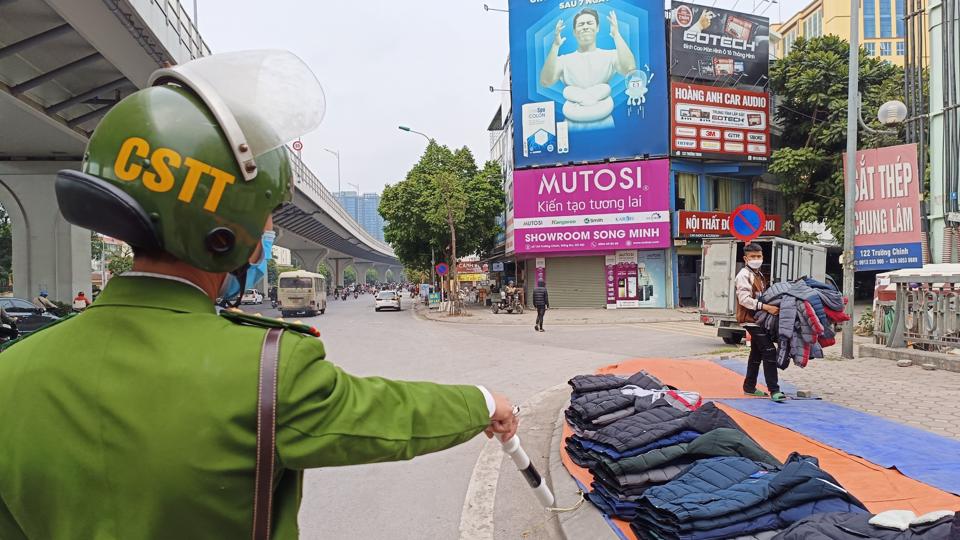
276;270;327;318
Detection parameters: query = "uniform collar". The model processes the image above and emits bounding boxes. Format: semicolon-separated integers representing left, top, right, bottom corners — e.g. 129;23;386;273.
91;274;217;315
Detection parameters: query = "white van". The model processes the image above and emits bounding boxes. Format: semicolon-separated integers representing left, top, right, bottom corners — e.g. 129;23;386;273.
699;237;830;344
277;270;327;318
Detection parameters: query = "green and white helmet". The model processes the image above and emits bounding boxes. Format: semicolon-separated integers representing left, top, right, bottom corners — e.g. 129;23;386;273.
56;50;325;272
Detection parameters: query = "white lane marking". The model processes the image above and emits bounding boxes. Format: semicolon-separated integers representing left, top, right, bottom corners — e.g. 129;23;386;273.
458;383;568;540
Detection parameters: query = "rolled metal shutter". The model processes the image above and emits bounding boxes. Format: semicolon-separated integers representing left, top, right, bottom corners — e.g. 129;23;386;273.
540;256;606;308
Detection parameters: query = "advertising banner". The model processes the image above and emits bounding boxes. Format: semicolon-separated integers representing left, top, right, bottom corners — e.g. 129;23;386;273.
671;82;770;162
606;250;666;308
845;144;923;271
508;0;669;168
669;2;770;84
513;160;671;254
676;210;781;237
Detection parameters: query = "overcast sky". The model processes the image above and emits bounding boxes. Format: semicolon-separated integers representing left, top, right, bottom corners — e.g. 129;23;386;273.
195;0;810;195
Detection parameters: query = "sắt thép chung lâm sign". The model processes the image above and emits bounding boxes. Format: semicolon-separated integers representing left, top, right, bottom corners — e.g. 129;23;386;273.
845;144;923;271
512;160;671;254
507;0;669;168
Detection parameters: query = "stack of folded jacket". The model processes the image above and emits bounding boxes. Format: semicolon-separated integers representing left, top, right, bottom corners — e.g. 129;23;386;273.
565;400;736;469
630;453;868;540
588;428;782;521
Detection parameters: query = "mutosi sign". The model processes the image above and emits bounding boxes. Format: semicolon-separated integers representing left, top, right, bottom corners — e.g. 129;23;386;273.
668;1;770;84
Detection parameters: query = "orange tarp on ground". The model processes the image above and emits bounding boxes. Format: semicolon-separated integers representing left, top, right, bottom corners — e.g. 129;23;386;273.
596;358;767;399
560;359;960;539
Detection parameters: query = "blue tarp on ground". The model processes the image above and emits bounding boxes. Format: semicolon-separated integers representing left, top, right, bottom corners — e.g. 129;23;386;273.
711;358;799;395
718;397;960;496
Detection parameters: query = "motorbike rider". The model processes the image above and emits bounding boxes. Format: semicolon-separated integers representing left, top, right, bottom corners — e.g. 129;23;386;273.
33;290;58;312
0;306;17;342
72;291;91;312
0;50;518;539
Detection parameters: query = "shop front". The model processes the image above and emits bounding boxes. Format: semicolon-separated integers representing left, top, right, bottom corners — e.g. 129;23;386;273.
670;160;775;307
512;160;674;309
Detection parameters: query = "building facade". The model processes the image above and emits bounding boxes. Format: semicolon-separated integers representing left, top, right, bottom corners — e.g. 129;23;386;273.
926;0;960;261
333;191;386;242
486;0;785;309
773;0;924;66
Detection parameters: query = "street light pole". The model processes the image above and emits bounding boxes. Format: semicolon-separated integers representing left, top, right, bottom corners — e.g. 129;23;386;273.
842;0;860;359
323;148;341;195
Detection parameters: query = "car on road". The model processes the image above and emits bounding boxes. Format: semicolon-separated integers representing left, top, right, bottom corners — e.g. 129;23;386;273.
374;290;401;312
0;297;60;334
241;289;264;305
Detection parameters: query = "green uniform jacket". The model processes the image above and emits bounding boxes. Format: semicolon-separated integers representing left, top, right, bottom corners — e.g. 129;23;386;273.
0;276;490;539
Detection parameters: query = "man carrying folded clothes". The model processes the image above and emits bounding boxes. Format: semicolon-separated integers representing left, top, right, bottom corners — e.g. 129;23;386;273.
736;243;785;403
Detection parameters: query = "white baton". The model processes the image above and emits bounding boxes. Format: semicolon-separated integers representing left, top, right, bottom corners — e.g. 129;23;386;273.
499;434;555;508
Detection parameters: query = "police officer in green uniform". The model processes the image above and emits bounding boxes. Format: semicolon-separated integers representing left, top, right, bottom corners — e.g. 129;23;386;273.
0;51;518;539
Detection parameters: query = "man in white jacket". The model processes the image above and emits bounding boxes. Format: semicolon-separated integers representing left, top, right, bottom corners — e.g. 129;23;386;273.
736;243;785;403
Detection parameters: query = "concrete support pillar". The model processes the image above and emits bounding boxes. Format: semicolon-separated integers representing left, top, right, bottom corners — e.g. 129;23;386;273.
387;266;402;283
353;261;373;285
0;162;91;304
373;264;388;283
291;248;329;274
328;257;353;288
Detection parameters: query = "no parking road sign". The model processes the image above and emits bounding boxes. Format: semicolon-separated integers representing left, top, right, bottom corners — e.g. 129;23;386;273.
435;263;448;276
728;204;767;243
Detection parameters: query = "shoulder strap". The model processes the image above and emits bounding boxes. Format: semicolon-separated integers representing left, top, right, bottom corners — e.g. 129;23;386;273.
253;328;283;540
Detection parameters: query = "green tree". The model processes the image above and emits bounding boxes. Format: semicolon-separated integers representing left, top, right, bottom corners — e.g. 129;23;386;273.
365;268;378;284
267;259;279;286
380;142;504;311
316;262;332;281
343;266;357;285
91;232;104;262
769;35;904;245
107;245;133;276
0;203;11;291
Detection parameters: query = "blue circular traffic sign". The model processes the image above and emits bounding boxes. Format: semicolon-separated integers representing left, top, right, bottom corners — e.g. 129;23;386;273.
728;204;767;243
435;263;448;276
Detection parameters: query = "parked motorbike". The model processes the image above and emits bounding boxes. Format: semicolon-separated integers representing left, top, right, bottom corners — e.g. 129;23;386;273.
353;291;358;299
491;291;523;315
0;320;20;348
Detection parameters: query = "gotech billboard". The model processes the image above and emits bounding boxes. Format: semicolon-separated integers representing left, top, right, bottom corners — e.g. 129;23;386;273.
670;82;770;162
507;0;669;168
669;1;770;84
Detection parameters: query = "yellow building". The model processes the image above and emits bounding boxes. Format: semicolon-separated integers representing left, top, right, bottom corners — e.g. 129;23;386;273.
772;0;920;66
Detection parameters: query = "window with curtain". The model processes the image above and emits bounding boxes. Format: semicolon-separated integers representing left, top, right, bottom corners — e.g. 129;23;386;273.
707;177;747;212
896;0;905;36
881;41;892;56
677;173;699;210
880;0;893;37
896;40;904;55
864;0;877;38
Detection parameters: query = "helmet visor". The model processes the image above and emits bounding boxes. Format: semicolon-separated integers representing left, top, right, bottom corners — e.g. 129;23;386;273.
149;50;325;160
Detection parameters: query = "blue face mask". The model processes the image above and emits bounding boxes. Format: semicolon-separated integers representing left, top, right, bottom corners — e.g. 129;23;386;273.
220;231;276;301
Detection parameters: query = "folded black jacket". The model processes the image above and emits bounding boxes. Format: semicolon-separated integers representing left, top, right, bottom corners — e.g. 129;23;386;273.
568;371;667;396
566;389;637;429
589;402;739;453
773;511;957;540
